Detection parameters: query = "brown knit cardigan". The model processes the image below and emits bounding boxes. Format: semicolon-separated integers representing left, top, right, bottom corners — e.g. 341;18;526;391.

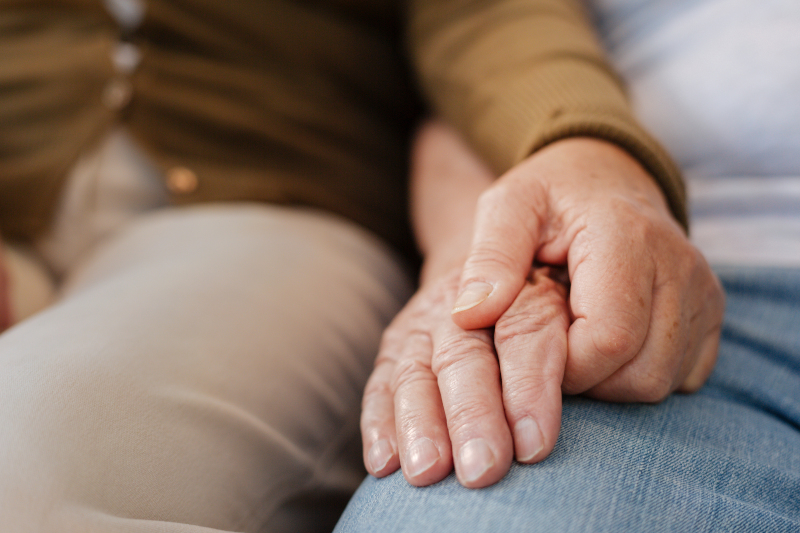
0;0;685;258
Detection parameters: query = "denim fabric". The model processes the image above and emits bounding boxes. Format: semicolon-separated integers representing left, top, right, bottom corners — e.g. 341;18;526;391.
335;266;800;532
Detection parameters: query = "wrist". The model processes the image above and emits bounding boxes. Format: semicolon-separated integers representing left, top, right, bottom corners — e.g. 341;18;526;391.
419;242;469;287
517;137;676;223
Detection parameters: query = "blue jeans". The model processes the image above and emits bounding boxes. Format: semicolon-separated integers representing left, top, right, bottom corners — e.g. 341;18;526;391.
335;266;800;532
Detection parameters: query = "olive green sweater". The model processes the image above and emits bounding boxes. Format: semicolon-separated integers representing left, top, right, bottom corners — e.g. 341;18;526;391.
0;0;685;257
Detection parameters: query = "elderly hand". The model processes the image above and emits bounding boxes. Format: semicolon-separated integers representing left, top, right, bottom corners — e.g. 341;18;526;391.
451;137;725;402
361;265;569;488
361;123;725;488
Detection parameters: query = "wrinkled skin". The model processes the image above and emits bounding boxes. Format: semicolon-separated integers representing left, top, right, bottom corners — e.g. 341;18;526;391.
361;123;725;488
363;266;569;487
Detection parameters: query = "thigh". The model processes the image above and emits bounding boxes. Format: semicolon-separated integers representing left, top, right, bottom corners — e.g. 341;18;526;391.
335;266;800;533
0;204;412;533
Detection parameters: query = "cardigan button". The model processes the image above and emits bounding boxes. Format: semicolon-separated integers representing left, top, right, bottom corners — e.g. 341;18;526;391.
112;42;141;74
166;167;199;194
102;78;133;111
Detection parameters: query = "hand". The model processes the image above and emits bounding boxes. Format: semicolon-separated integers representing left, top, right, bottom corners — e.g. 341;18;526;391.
451;137;725;404
361;266;569;488
362;124;724;489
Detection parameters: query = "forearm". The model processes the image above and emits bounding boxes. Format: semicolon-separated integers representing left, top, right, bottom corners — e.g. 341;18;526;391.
410;121;495;285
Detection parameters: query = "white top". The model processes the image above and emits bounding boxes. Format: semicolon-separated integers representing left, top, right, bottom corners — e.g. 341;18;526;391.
587;0;800;266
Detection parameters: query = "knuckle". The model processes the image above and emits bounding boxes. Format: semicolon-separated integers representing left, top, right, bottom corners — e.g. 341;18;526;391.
632;371;674;403
495;301;567;347
590;322;642;363
396;411;441;444
445;397;498;435
503;372;559;408
657;239;704;287
378;328;430;364
495;313;547;346
609;200;691;265
392;357;435;391
676;246;703;280
431;332;494;376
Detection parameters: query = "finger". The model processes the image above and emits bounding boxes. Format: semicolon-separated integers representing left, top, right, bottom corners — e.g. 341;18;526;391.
431;318;513;488
679;322;722;392
583;273;682;402
494;268;569;464
586;249;725;401
563;223;655;394
390;329;454;486
680;270;725;392
361;357;401;478
451;176;546;330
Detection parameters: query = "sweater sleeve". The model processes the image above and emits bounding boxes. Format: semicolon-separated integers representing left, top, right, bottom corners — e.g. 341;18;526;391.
406;0;688;230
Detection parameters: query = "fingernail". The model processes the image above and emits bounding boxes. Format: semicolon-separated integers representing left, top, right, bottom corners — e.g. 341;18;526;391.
514;417;544;462
459;438;495;483
452;282;494;314
406;438;440;478
368;439;394;474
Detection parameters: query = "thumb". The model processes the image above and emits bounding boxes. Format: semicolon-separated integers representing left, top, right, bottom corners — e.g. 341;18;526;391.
451;178;545;330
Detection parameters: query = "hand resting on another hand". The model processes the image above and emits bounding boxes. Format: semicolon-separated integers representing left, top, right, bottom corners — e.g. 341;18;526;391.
361;121;725;488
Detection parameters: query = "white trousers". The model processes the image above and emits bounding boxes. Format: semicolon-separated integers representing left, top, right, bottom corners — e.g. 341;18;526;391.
0;134;412;532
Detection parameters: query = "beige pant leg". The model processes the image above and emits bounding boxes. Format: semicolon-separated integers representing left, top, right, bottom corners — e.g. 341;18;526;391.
0;205;412;533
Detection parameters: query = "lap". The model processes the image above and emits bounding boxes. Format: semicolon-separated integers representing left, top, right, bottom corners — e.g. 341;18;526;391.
0;204;412;533
335;266;800;533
